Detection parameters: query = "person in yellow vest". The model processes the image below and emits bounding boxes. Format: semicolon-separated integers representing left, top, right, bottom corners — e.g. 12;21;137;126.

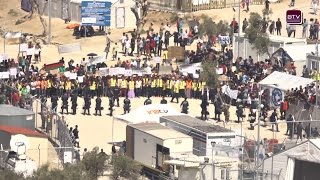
196;80;202;99
170;79;180;103
151;77;157;97
89;80;96;98
110;75;117;95
192;79;198;99
120;76;128;97
128;78;135;98
142;75;149;97
179;78;186;98
200;81;206;99
167;76;174;97
47;78;52;97
65;78;72;96
157;76;163;97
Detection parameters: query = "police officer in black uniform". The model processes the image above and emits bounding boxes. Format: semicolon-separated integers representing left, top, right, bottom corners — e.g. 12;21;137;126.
61;93;69;114
180;97;189;114
214;97;222;122
71;91;78;115
200;97;209;120
83;94;91;115
144;96;152;105
95;95;102;116
51;94;58;112
41;95;47;112
108;96;114;116
160;96;167;104
123;95;131;114
113;85;120;107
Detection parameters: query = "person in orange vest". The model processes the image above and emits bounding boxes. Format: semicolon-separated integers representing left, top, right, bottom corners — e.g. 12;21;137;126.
185;78;192;98
35;77;41;98
40;78;47;97
280;98;289;120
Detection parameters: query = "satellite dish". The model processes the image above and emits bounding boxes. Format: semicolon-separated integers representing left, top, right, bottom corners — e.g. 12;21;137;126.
10;134;30;157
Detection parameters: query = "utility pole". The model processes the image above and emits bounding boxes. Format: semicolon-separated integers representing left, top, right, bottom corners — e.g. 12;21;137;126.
237;0;241;58
48;0;52;44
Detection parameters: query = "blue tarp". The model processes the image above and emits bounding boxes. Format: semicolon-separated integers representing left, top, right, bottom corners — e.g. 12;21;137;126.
21;0;32;12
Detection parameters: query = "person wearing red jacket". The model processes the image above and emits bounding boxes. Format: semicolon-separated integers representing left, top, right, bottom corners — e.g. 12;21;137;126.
280;98;289;119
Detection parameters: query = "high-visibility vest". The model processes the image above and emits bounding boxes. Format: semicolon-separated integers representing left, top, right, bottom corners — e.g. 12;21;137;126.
197;82;202;91
157;79;163;87
186;81;192;89
66;81;72;90
151;80;156;88
47;80;52;88
192;82;197;91
168;80;173;89
110;78;116;87
121;80;127;88
174;83;179;93
90;82;96;90
143;78;148;86
129;81;135;90
201;81;206;90
179;80;185;89
60;82;65;89
17;84;22;91
317;73;320;81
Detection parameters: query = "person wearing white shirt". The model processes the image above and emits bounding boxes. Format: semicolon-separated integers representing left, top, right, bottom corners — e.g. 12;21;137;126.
125;39;131;56
121;33;127;52
131;59;137;67
135;79;142;97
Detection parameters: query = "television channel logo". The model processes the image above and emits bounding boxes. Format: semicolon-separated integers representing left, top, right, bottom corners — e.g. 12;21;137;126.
286;10;303;25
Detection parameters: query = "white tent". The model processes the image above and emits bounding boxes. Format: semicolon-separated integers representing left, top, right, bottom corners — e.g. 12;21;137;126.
272;45;315;62
258;71;314;91
114;104;182;124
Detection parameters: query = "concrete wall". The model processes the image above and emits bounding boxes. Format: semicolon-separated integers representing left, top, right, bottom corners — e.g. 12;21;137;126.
27;137;49;167
133;129;163;167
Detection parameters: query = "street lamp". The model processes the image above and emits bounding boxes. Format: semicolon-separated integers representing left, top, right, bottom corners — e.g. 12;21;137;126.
256;83;278;180
211;141;216;180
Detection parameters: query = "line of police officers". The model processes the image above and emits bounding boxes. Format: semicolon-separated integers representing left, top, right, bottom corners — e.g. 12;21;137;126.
39;74;209;117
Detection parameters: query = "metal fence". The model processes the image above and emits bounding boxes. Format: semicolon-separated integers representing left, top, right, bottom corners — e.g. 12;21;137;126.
0;80;76;167
149;0;264;12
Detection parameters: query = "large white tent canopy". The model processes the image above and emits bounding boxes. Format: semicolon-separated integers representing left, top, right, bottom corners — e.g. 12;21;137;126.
114;104;182;124
258;71;314;91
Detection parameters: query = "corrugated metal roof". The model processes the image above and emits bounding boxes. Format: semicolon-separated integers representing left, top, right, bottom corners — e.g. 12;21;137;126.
0;105;34;116
129;123;191;140
0;125;47;138
161;115;233;133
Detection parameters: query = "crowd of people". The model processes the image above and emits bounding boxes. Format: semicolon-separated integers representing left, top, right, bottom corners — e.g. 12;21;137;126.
0;7;319;147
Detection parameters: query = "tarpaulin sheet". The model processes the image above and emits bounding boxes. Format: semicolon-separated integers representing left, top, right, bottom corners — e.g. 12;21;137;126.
21;0;32;12
58;43;81;54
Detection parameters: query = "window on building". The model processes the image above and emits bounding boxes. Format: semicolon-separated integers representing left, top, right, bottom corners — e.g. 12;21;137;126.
311;60;319;71
221;169;225;180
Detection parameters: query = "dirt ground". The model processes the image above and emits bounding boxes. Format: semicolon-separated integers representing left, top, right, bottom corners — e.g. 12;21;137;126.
0;0;310;161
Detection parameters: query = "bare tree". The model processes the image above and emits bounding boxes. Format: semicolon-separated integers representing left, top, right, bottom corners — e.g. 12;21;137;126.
131;0;149;33
29;0;47;36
